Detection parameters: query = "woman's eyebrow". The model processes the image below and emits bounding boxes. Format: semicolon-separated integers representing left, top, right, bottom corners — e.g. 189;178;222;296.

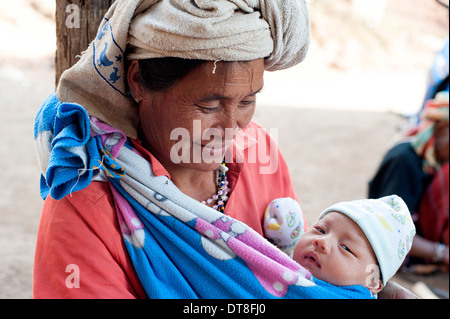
250;86;264;96
199;86;264;102
199;93;232;102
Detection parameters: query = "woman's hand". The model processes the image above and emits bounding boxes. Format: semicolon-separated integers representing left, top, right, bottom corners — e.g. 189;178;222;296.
378;281;418;299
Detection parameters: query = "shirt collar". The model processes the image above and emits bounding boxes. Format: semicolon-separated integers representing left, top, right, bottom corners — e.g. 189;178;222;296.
130;139;172;179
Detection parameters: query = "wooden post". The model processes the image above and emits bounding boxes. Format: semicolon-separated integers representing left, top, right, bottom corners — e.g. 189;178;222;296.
55;0;116;87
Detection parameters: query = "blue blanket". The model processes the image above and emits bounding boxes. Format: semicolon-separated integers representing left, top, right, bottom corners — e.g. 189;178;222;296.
34;93;375;299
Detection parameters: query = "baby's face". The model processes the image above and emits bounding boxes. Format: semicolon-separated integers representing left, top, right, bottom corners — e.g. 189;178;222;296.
293;212;381;292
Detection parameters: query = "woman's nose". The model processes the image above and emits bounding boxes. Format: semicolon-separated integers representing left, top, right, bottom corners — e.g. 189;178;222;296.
224;109;239;130
215;110;240;138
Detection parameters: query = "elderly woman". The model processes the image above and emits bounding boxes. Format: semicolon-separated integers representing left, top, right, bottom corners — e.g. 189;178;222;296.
34;0;412;299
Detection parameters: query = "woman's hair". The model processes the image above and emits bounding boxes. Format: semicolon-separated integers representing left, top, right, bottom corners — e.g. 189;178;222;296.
137;57;206;92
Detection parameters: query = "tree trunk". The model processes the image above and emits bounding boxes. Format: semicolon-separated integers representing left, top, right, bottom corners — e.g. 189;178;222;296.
55;0;116;87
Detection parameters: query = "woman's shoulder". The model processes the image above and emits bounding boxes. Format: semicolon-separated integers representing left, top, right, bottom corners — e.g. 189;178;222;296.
230;121;281;167
35;181;146;298
241;121;274;140
382;142;423;170
387;142;416;158
66;180;114;207
41;181;117;235
40;181;118;246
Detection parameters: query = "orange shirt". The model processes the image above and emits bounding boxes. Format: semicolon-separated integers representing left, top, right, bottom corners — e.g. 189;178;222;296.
33;122;301;298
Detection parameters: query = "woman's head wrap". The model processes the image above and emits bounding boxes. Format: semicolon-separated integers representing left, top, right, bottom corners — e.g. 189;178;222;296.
408;91;449;174
56;0;310;138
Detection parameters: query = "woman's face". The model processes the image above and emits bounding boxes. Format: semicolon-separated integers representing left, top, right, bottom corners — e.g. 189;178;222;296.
131;59;265;173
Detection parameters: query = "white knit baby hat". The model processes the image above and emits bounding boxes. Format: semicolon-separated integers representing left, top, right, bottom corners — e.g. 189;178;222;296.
319;195;416;285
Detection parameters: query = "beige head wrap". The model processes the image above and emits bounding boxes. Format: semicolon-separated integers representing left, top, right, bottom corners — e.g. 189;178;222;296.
56;0;310;138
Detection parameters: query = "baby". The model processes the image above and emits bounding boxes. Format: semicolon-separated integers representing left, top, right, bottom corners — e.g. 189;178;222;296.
264;195;416;295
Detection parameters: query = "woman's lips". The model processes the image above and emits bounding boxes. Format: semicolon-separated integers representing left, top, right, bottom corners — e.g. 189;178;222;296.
194;141;228;156
203;144;225;155
201;143;226;150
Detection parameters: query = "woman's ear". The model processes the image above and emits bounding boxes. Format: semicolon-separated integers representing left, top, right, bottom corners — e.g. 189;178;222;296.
127;59;144;102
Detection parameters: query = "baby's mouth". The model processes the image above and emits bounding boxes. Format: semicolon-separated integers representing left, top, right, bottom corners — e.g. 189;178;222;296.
304;251;321;268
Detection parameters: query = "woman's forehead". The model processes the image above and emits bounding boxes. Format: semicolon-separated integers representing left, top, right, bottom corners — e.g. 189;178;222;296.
182;59;265;94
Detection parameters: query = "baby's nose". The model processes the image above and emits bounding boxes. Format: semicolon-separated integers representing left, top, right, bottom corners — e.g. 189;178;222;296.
314;237;329;254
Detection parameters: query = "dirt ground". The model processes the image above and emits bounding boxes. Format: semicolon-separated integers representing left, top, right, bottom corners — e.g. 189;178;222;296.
0;0;448;299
